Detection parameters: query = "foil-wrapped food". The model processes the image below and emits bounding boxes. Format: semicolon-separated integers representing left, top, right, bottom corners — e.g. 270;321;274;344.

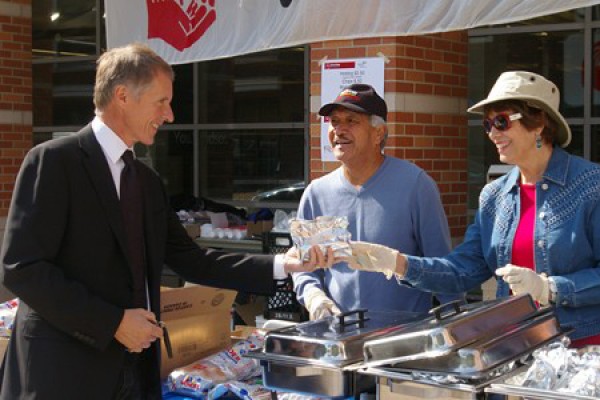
289;216;352;262
504;337;600;397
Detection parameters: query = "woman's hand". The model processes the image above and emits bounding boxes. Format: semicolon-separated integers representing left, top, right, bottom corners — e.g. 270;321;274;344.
496;264;550;305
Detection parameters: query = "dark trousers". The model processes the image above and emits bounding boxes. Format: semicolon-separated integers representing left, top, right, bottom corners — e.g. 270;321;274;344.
112;353;144;400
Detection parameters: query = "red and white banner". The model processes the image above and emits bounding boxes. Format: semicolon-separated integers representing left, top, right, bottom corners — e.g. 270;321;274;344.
105;0;600;65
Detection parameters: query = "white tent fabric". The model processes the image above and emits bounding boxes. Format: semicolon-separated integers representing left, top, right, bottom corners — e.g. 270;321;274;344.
105;0;600;65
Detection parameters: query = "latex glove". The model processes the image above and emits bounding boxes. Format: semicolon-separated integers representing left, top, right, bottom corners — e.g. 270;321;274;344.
496;265;550;305
345;241;399;279
303;287;341;320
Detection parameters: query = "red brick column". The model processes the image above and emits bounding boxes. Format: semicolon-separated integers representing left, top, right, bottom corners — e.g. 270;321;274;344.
0;0;32;234
309;32;469;241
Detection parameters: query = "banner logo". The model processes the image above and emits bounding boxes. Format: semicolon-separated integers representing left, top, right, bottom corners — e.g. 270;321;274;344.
147;0;216;52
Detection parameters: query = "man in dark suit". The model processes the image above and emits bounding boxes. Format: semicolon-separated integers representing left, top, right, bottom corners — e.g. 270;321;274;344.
0;43;317;399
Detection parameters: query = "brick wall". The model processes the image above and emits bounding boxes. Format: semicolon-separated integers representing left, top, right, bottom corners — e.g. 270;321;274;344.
309;32;469;240
0;0;32;246
0;0;30;301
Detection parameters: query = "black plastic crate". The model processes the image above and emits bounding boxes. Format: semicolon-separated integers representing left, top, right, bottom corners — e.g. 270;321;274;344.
262;232;309;322
261;231;294;254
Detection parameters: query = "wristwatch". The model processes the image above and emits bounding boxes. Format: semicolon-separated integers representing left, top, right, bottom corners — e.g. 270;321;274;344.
548;277;558;304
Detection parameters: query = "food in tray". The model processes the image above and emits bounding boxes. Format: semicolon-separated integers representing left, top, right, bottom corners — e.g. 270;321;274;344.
290;216;352;262
502;338;600;397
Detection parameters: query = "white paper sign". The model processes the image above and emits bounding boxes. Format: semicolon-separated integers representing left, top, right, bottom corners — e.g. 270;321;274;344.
320;58;385;161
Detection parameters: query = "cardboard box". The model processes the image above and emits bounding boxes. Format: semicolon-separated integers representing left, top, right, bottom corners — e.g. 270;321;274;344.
159;284;237;379
246;220;273;237
182;223;201;239
0;337;8;360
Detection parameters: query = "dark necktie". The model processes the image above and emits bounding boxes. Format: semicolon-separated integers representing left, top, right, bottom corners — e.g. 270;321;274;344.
120;150;147;308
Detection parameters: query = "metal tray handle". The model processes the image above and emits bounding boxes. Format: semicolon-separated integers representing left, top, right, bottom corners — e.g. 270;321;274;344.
429;300;462;321
336;309;370;332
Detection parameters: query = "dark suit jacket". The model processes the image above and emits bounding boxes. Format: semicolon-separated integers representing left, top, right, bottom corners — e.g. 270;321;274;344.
0;126;275;399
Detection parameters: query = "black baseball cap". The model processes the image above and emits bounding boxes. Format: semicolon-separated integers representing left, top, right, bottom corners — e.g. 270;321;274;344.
319;84;387;121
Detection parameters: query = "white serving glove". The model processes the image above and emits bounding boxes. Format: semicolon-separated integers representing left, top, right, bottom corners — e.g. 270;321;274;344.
345;241;399;279
303;287;341;320
496;265;550;305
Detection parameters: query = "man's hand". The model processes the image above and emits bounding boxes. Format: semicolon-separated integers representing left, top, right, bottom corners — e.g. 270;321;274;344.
344;241;399;279
114;309;164;353
283;246;334;274
304;287;341;320
496;265;550;305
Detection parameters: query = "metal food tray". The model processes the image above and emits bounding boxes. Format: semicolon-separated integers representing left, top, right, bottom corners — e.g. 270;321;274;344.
245;310;427;398
486;383;600;400
248;309;427;368
364;364;529;400
362;294;540;368
372;311;563;378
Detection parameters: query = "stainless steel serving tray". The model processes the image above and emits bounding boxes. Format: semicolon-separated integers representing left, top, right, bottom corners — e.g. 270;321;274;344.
366;311;563;379
369;365;529;400
248;309;427;368
245;309;428;398
486;383;600;400
362;294;539;368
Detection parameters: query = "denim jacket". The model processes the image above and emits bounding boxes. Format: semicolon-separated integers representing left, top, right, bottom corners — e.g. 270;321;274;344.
404;147;600;340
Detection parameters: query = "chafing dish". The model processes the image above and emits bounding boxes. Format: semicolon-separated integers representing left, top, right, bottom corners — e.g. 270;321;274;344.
368;311;562;379
366;365;528;400
246;309;427;398
357;295;566;400
485;384;599;400
362;294;540;369
246;295;566;399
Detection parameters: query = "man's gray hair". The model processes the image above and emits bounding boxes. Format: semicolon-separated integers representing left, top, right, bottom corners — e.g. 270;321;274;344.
370;114;388;152
94;43;174;112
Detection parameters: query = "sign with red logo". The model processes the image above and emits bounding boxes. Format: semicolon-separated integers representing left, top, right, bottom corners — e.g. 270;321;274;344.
320;58;384;162
106;0;591;65
147;0;216;52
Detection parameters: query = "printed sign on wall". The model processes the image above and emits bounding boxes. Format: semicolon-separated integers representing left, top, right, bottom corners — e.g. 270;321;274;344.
320;58;385;161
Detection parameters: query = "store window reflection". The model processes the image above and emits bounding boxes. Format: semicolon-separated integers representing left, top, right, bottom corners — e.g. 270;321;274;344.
198;129;304;202
171;64;193;124
33;0;99;58
140;130;195;197
33;61;96;127
197;48;305;123
469;30;584;119
567;125;584;158
590;29;600;117
592;126;600;162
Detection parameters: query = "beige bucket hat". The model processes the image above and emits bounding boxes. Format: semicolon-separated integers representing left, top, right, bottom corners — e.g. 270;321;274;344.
467;71;571;148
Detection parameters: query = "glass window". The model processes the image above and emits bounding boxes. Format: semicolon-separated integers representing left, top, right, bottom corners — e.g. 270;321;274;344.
592;126;600;162
566;125;584;157
196;48;305;123
33;0;99;58
469;30;584;119
507;10;585;25
140;130;195;197
467;125;501;210
590;29;600;117
33;61;96;126
172;64;194;124
197;129;304;202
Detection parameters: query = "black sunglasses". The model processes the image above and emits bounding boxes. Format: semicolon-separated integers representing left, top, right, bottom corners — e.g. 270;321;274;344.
483;113;522;134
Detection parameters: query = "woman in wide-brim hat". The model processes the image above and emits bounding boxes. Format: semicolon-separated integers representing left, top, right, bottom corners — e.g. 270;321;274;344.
342;71;600;347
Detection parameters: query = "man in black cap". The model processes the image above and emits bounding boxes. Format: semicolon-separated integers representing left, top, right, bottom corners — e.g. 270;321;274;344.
292;83;462;319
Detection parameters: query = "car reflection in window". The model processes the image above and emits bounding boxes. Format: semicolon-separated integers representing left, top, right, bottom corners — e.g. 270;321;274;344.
252;182;305;202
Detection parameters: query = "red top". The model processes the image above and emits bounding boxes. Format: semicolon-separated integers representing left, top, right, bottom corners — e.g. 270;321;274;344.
512;182;600;347
511;183;536;269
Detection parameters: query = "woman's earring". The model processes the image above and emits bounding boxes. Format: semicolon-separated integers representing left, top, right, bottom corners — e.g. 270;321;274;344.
535;134;542;149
